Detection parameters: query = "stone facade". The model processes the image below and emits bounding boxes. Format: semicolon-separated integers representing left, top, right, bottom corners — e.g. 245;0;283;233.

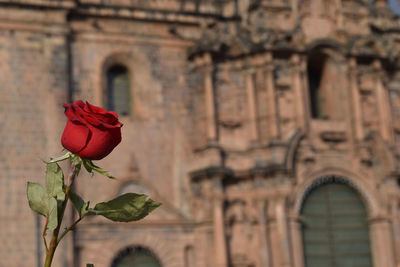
1;0;400;267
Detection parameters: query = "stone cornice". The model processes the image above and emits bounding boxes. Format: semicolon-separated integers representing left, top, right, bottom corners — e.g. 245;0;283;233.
0;0;75;9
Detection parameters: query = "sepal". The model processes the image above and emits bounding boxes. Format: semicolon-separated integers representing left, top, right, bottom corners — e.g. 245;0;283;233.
82;159;116;179
48;152;72;164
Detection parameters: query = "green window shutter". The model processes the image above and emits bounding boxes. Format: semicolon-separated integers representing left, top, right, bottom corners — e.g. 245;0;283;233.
107;65;131;116
301;183;372;267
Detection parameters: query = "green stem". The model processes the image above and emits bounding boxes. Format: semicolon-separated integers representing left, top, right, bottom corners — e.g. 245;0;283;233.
42;216;49;253
57;216;83;243
43;167;77;267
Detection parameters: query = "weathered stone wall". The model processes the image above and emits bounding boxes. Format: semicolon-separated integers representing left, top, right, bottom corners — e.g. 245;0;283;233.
1;0;400;267
0;6;71;267
69;16;201;266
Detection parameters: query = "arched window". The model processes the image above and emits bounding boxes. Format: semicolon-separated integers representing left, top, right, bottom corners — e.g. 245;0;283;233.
301;182;372;267
111;246;162;267
106;65;131;116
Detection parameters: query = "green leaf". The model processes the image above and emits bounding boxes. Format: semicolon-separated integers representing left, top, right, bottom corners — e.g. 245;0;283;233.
70;190;94;217
27;182;48;216
86;264;94;267
82;159;116;179
47;197;58;232
48;152;72;163
45;162;65;202
69;190;84;214
27;182;58;233
93;193;161;222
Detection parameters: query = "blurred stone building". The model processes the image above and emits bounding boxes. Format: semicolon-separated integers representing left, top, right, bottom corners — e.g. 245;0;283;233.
2;0;400;266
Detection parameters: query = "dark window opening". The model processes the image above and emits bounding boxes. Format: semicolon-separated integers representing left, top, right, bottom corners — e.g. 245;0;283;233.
106;65;131;116
307;52;328;119
111;246;162;267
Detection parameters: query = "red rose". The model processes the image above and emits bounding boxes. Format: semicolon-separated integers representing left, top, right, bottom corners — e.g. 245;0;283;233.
61;100;123;160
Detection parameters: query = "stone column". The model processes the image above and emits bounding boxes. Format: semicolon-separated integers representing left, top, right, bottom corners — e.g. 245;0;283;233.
267;206;282;267
212;178;228;267
300;56;311;126
257;198;271;267
390;198;400;266
264;53;279;139
275;197;292;267
267;196;292;267
349;58;364;141
335;0;343;28
374;60;393;142
369;217;396;267
203;53;217;142
194;223;214;267
291;54;307;130
246;69;259;142
290;0;298;22
289;215;304;267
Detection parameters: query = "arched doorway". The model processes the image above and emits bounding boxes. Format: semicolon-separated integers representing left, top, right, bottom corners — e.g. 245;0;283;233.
111;246;162;267
301;182;373;267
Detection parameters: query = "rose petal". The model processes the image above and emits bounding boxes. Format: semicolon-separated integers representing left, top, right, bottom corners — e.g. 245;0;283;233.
77;125;120;160
85;102;121;126
64;104;86;125
61;120;91;154
74;100;86;109
85;101;107;115
73;102;104;127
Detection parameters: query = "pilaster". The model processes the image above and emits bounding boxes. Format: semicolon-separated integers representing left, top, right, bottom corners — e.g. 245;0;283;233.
256;198;271;267
289;215;304;267
212;178;228;267
369;216;396;267
264;52;279;139
374;60;393;142
291;54;307;131
267;196;292;267
246;68;259;142
349;58;364;141
194;53;218;143
204;53;218;142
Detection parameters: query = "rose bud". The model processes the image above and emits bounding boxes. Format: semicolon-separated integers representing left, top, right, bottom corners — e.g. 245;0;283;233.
61;100;123;160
